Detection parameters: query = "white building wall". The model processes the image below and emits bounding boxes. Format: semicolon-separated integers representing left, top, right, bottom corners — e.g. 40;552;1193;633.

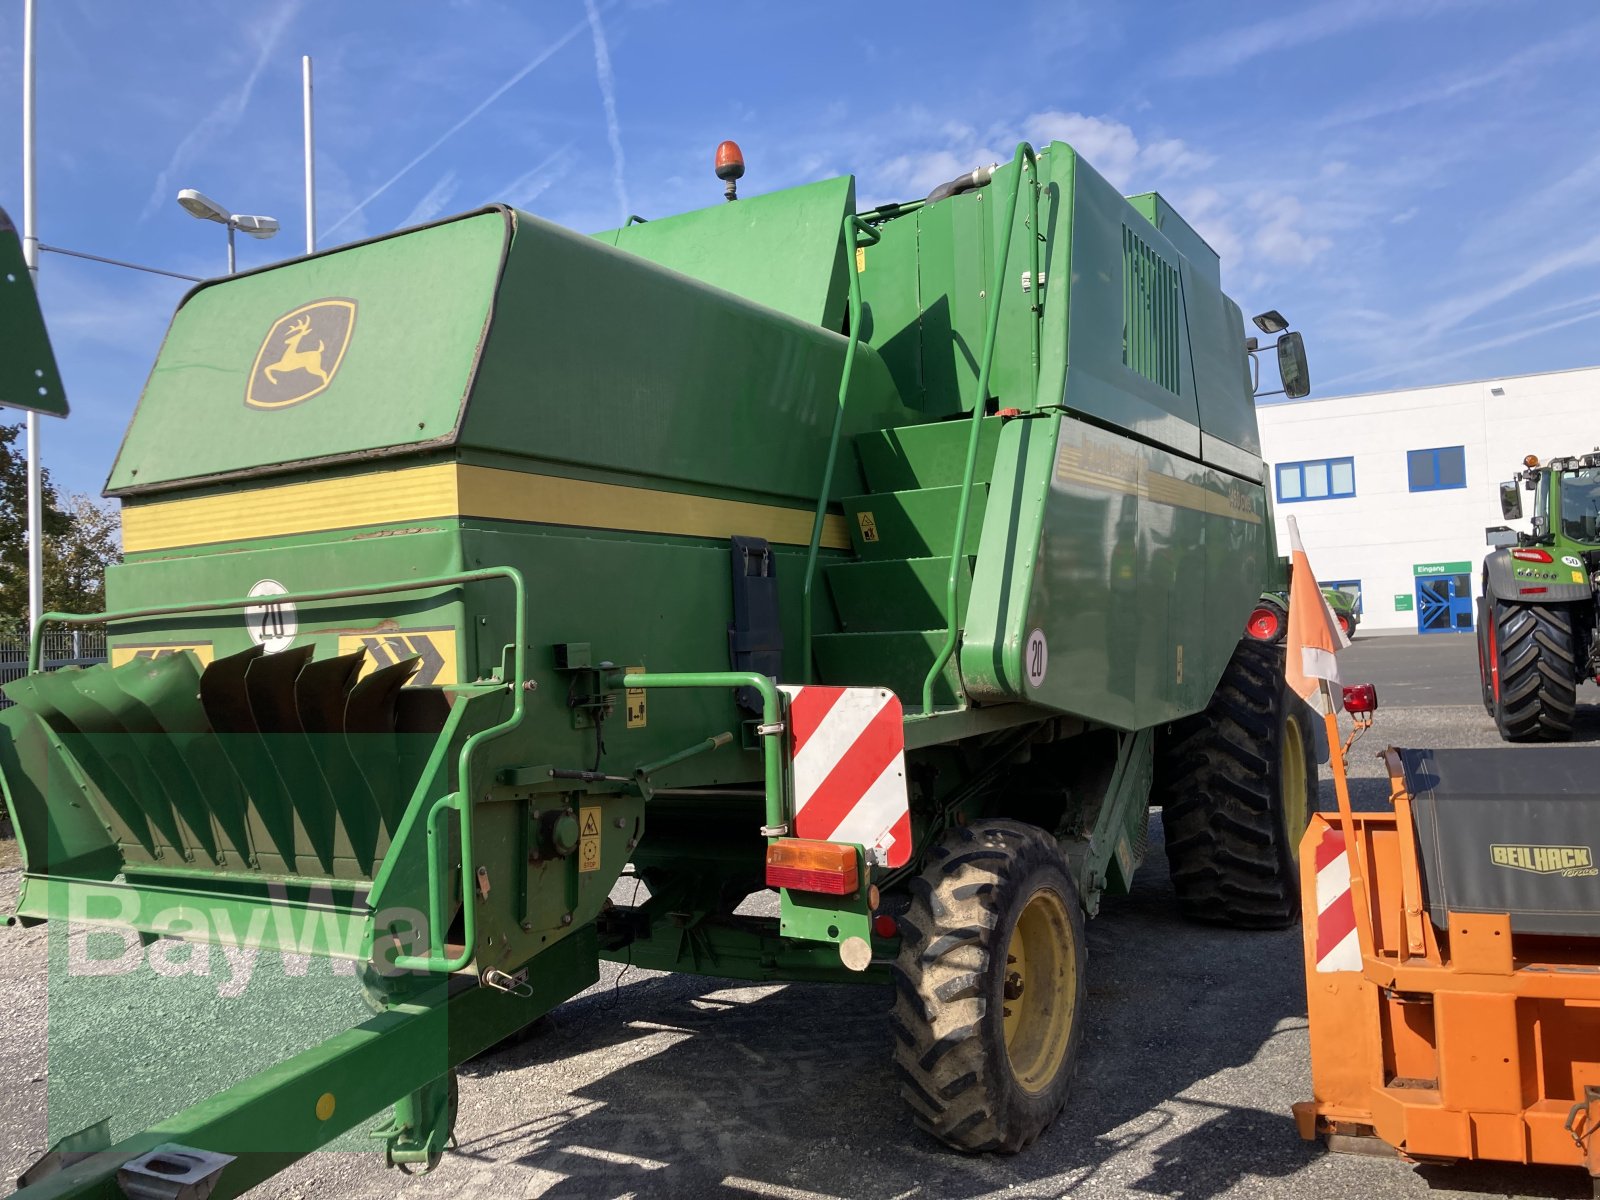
1256;364;1600;634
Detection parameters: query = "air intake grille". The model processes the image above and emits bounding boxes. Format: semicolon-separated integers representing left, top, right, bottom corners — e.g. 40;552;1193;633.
1122;225;1180;394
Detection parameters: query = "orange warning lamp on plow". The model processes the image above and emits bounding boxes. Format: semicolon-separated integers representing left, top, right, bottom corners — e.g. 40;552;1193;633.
1294;745;1600;1191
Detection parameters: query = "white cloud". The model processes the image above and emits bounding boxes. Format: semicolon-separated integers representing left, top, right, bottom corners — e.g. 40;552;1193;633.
400;170;460;228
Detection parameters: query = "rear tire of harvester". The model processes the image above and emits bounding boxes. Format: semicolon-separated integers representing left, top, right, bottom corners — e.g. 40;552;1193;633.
1155;638;1316;930
1490;599;1578;742
890;820;1087;1154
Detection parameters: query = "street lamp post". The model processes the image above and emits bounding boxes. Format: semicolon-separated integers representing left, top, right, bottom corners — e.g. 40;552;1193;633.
176;189;279;274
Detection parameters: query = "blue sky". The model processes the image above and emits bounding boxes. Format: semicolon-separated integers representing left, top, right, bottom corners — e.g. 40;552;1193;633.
2;0;1598;501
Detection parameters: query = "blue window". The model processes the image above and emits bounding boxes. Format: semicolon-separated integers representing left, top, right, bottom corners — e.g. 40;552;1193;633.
1407;445;1466;492
1276;456;1355;503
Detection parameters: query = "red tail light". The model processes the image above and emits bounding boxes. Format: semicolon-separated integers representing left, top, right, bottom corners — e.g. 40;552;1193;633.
872;914;899;939
1342;683;1377;713
765;839;858;895
1511;548;1553;563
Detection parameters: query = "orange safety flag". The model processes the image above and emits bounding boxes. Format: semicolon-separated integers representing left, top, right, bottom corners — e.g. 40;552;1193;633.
1284;515;1350;712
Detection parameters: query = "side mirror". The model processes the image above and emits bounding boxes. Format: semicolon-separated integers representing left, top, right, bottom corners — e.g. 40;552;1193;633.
1485;525;1518;548
1499;480;1523;520
1276;332;1310;399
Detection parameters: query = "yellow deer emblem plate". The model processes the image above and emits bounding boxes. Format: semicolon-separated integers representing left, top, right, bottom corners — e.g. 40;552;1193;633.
245;298;357;409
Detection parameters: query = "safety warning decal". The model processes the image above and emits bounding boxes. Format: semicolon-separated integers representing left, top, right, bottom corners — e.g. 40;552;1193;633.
625;667;647;729
1314;827;1361;973
578;806;602;873
779;685;910;868
856;511;879;544
336;629;458;687
110;643;216;668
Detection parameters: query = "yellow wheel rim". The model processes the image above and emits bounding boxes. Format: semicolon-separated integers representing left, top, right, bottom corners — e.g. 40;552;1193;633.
1000;887;1077;1094
1281;711;1309;865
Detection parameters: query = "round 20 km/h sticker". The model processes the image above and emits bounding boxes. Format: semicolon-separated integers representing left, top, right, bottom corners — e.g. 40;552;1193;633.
246;579;298;654
1025;628;1048;688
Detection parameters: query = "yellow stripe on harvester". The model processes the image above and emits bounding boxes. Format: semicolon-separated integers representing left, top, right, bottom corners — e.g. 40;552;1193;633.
1054;444;1262;525
121;464;852;553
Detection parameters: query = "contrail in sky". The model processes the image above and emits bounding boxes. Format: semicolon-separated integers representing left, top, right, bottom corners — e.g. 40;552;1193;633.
584;0;629;224
144;1;303;219
322;15;589;241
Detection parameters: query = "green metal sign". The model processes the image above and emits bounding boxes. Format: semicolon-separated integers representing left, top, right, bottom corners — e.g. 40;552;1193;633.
1394;594;1414;612
1413;561;1471;577
0;206;68;417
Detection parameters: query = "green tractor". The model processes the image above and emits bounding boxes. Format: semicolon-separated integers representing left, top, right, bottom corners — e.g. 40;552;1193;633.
1479;452;1600;740
1246;582;1358;644
2;140;1316;1194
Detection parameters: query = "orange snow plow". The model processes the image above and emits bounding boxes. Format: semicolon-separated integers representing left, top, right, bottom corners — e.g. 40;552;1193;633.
1293;746;1600;1193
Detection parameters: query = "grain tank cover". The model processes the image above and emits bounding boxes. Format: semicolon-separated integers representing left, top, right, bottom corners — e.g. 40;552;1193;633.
106;209;508;495
594;177;855;329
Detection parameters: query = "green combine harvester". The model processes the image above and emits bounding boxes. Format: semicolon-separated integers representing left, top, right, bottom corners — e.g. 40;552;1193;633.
2;140;1314;1195
1479;451;1600;740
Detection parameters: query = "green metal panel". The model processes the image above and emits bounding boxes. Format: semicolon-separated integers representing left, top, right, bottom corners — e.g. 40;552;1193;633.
0;207;68;416
856;207;925;410
1063;157;1201;458
461;209;912;507
595;177;855;330
1125;192;1221;288
824;555;973;632
960;412;1264;724
1184;263;1259;458
841;484;987;560
106;211;508;495
910;190;992;418
853;418;1005;493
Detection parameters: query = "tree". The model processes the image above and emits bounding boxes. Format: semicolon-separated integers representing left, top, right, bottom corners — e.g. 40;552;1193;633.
0;422;121;637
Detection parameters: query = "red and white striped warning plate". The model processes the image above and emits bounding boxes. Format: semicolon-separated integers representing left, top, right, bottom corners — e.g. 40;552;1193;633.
1314;827;1361;973
780;685;911;868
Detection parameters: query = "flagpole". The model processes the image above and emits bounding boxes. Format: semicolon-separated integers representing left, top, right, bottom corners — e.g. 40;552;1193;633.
22;0;44;635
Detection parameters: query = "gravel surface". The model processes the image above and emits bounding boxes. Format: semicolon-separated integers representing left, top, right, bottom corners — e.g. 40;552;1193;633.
1;634;1592;1198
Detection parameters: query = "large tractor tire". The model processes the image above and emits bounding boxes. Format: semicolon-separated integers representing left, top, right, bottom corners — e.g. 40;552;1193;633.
1475;595;1495;716
1155;638;1316;929
890;820;1087;1154
1488;599;1578;741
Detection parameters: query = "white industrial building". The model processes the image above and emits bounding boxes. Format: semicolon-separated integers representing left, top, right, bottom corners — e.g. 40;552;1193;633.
1255;364;1600;635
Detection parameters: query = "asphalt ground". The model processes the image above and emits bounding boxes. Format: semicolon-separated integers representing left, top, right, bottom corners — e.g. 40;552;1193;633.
1;632;1593;1199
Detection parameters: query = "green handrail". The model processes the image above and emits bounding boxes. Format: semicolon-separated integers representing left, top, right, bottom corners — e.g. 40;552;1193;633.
604;670;785;837
920;143;1042;712
32;568;528;977
800;213;882;682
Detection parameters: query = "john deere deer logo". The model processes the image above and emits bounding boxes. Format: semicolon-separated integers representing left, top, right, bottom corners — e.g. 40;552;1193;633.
245;298;356;409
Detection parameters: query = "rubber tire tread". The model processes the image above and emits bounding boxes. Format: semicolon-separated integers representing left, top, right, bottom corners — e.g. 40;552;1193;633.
1492;600;1578;742
889;820;1086;1154
1154;638;1315;929
1475;594;1495;716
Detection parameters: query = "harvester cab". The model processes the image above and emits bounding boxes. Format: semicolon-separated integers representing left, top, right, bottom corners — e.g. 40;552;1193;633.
2;138;1316;1193
1478;451;1600;740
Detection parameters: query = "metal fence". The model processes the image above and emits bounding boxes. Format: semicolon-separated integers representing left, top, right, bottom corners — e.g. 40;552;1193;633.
0;630;108;707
